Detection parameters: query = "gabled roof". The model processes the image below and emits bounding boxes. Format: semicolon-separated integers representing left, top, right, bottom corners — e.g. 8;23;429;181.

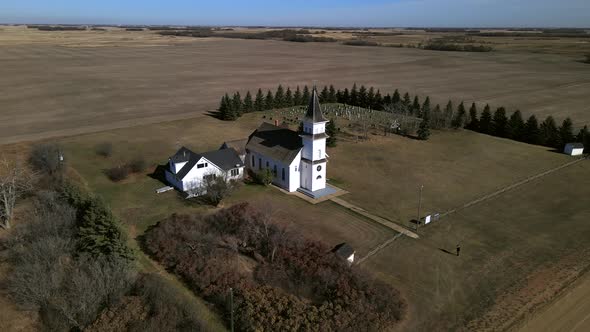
304;87;328;123
170;146;244;180
332;243;355;258
246;122;303;164
566;142;584;149
221;138;248;155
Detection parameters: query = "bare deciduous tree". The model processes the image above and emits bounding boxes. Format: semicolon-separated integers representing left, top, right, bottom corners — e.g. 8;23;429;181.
0;158;35;229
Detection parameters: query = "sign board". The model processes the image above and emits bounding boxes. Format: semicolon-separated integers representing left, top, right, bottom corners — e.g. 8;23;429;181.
425;215;432;225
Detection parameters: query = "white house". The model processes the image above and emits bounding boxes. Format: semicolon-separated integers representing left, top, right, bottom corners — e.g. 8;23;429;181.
564;143;584;156
245;87;332;197
165;146;245;193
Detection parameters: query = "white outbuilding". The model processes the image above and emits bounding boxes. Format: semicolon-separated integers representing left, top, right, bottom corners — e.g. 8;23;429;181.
563;143;584;156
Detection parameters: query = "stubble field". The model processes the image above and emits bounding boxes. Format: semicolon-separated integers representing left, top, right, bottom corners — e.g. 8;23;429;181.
1;26;589;144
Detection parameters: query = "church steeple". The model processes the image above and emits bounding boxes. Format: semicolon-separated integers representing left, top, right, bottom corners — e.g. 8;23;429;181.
304;86;328;123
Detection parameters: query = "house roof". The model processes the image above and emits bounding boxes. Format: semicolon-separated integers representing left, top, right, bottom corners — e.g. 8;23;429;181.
170;146;244;180
304;87;328;123
566;142;584;149
332;243;355;258
246;122;303;164
221;138;248;155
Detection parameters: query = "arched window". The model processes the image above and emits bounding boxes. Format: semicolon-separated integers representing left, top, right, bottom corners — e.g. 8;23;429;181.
282;168;285;181
316;175;322;180
251;155;255;167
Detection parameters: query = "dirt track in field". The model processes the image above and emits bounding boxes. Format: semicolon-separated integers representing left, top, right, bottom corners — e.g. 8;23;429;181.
1;29;590;144
518;271;590;332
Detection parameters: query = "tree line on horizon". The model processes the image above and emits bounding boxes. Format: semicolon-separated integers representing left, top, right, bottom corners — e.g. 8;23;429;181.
217;84;589;149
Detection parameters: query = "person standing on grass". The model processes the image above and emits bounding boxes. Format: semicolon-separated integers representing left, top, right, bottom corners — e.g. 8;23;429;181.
456;244;461;256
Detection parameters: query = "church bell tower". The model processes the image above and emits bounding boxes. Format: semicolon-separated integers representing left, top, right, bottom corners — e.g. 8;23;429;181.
300;87;329;192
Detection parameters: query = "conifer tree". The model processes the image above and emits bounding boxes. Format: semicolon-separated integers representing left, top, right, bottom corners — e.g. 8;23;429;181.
231;92;243;117
492;107;508;137
576;125;589;148
293;86;302;106
243;91;253;113
218;94;229;120
284;87;293;107
274;84;285;108
432;104;442;129
254;89;265;112
524;115;540;145
443;100;454;128
367;87;375;109
302;86;311;103
392;89;401;104
465;103;479;130
341;88;350;105
320;86;329;103
350;83;359;106
358;85;368;108
558;117;574;149
451;101;466;129
265;90;274;110
507;110;525;141
383;93;392;106
328;85;337;103
326;119;337;147
479;104;493;134
417;112;431;140
411;96;421;116
402;92;411;111
374;89;383;110
421;97;431;119
540;116;559;148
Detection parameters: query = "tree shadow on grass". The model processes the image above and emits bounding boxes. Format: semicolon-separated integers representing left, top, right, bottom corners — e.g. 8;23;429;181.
204;110;223;120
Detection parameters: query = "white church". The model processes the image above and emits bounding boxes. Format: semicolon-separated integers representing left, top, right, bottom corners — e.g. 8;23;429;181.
165;87;336;198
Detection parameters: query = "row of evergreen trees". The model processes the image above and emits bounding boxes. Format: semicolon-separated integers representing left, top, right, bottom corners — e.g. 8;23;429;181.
217;83;423;121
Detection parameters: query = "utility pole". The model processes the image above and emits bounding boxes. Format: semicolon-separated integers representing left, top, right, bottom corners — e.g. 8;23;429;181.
417;185;423;231
229;287;234;332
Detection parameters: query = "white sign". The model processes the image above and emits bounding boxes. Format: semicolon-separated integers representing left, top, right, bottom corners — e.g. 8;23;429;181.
425;215;432;225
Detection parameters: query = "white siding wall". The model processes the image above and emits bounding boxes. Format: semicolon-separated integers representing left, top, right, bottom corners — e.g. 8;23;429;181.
167;157;244;194
246;150;300;192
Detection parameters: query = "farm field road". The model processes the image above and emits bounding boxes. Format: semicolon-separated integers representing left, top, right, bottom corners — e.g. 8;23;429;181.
1;37;590;144
518;271;590;332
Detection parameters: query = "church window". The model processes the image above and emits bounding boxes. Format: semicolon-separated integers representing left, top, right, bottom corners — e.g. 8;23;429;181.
266;161;269;168
230;169;239;176
316;175;322;180
282;168;285;181
294;166;298;172
251;155;255;167
273;165;277;176
318;149;322;159
258;158;262;170
317;165;322;171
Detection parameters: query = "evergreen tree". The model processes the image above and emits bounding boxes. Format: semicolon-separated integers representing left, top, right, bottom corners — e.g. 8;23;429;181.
243;91;253;113
302;85;311;103
576;125;589;148
507;110;525;141
540;116;559;148
421;97;431;119
524;115;540;145
326;119;337;147
402;92;411;111
350;83;359;106
341;88;350;105
465;103;479;131
383;93;392;106
293;86;302;106
320;86;329;103
367;87;376;109
265;90;274;110
328;85;337;103
443;100;454;128
274;84;285;108
558;117;575;149
417;113;431;140
432;104;442;129
231;92;243;117
284;87;293;107
392;89;401;104
411;96;421;116
479;104;493;134
492;107;508;137
254;89;265;112
358;85;368;108
451;101;466;129
374;89;383;110
218;94;229;120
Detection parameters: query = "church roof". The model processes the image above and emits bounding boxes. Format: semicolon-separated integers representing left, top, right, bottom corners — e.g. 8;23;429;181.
305;87;328;123
246;122;303;165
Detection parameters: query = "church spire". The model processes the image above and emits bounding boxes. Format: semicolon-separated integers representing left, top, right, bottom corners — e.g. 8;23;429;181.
304;86;328;123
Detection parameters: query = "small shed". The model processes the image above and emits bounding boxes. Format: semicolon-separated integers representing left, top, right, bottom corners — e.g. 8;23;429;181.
332;243;355;265
564;143;584;156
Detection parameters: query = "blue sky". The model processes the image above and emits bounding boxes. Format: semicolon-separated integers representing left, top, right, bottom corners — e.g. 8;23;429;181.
1;0;589;27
